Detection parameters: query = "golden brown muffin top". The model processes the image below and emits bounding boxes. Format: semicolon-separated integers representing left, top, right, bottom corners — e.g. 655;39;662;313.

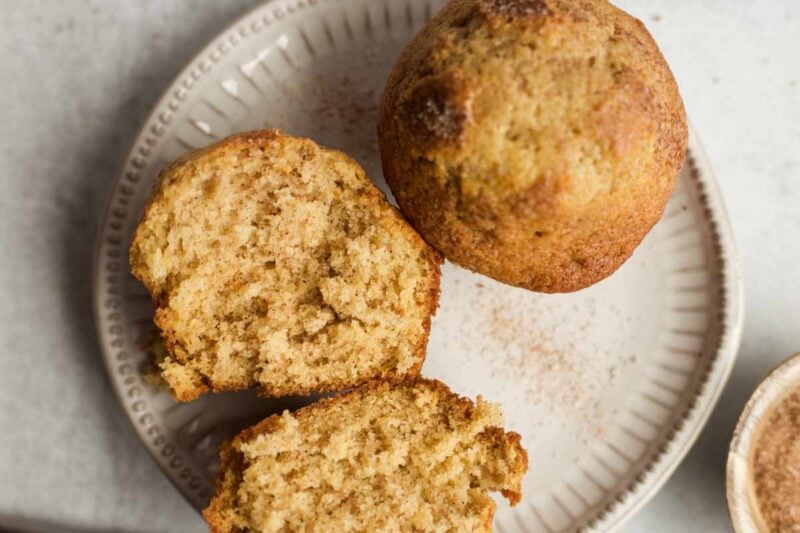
379;0;687;292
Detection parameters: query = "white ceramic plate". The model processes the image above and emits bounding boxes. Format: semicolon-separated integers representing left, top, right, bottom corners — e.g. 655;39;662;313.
93;0;744;530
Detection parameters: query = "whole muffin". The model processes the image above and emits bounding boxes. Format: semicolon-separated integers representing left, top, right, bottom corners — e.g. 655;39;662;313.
379;0;688;292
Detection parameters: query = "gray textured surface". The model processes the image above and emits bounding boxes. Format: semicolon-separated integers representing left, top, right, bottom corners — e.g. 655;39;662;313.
0;1;798;532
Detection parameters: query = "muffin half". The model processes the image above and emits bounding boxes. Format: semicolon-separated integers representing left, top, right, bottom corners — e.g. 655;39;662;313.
130;130;442;401
203;379;528;532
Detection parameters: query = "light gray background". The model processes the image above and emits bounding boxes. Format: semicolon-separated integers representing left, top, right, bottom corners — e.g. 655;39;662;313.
0;1;797;531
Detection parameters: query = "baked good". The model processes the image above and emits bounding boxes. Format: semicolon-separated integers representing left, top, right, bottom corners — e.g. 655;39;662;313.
378;0;688;292
130;130;442;401
203;379;528;532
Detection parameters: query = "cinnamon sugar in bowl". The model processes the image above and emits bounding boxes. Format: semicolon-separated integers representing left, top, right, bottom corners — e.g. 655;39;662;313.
728;353;800;532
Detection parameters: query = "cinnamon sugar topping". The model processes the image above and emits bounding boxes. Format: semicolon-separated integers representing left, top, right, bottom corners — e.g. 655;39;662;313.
752;387;800;531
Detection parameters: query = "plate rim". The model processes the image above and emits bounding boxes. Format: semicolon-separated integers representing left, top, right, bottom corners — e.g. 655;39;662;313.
92;0;745;530
593;132;745;531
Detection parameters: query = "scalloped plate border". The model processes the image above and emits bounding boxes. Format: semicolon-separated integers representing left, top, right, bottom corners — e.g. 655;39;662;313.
92;0;744;530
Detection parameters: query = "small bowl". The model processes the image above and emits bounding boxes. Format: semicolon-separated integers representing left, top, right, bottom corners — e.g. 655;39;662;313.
727;352;800;532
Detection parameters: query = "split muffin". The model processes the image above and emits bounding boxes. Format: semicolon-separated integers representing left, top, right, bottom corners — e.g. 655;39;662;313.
203;379;528;532
130;130;442;401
